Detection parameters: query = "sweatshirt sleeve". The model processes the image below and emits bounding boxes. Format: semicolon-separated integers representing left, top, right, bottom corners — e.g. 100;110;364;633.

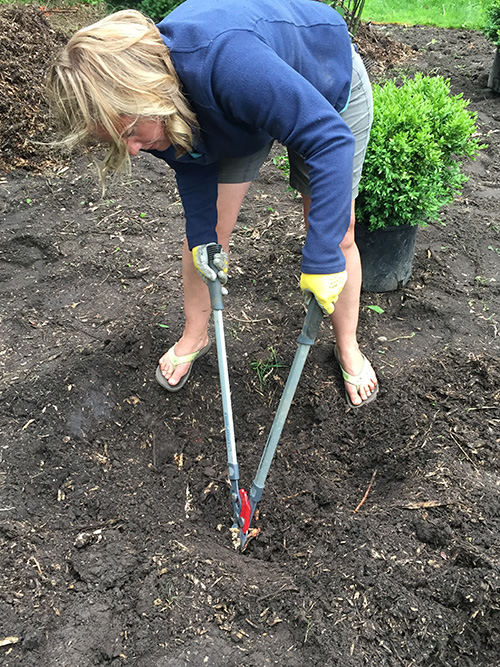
166;158;220;250
211;32;355;274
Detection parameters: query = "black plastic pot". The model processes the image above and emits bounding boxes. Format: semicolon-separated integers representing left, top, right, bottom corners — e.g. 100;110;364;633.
355;223;418;293
488;47;500;93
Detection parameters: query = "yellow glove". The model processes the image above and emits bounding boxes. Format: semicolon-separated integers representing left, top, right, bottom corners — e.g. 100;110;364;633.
300;271;347;314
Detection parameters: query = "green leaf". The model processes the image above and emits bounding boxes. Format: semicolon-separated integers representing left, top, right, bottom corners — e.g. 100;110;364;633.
366;305;385;314
157;324;170;329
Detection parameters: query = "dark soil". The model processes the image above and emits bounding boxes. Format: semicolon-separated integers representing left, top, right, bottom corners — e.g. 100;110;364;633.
1;7;500;666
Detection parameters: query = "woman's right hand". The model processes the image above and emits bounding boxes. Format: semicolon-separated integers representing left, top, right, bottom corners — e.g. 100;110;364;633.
192;243;229;294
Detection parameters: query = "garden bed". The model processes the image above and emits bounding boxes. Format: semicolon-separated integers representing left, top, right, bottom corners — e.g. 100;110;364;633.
0;7;499;666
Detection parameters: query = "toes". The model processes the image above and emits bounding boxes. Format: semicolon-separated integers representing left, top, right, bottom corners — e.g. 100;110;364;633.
158;362;173;382
169;366;187;386
345;378;377;405
160;361;189;387
336;347;378;407
345;384;363;405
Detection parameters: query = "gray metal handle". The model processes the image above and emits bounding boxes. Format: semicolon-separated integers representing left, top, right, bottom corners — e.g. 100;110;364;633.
249;298;324;501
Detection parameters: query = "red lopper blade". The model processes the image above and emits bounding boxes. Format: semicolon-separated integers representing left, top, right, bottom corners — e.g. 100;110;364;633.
239;489;251;533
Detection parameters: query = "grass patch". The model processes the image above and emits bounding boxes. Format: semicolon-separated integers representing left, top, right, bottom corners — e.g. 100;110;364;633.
250;347;285;390
362;0;484;29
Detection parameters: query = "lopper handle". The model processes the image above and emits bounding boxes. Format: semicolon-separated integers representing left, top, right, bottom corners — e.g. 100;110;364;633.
205;243;244;530
239;297;325;547
207;243;224;310
298;296;325;344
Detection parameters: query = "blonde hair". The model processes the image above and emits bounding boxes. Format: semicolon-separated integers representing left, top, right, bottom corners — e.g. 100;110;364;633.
46;10;198;181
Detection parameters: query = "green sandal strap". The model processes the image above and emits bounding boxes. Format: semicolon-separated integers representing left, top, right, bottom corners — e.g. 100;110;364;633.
166;342;212;369
337;352;373;389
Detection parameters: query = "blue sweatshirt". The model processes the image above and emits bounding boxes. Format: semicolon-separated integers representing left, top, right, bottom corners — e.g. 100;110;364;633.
154;0;355;274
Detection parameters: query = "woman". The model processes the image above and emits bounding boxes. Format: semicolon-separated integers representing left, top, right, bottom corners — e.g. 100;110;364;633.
46;0;378;407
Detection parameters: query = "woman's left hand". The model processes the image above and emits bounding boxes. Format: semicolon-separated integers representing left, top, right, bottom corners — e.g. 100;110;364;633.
300;271;347;314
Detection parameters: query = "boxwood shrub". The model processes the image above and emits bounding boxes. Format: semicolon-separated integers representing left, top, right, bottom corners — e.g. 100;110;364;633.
357;74;484;230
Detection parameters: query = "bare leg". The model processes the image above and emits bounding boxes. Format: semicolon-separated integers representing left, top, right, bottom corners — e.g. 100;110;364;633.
158;181;252;387
302;196;378;406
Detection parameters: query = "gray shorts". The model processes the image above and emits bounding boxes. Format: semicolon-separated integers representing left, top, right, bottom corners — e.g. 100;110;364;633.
218;46;373;199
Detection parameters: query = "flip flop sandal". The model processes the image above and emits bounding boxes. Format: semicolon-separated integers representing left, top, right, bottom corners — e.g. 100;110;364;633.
156;341;212;392
334;345;379;409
